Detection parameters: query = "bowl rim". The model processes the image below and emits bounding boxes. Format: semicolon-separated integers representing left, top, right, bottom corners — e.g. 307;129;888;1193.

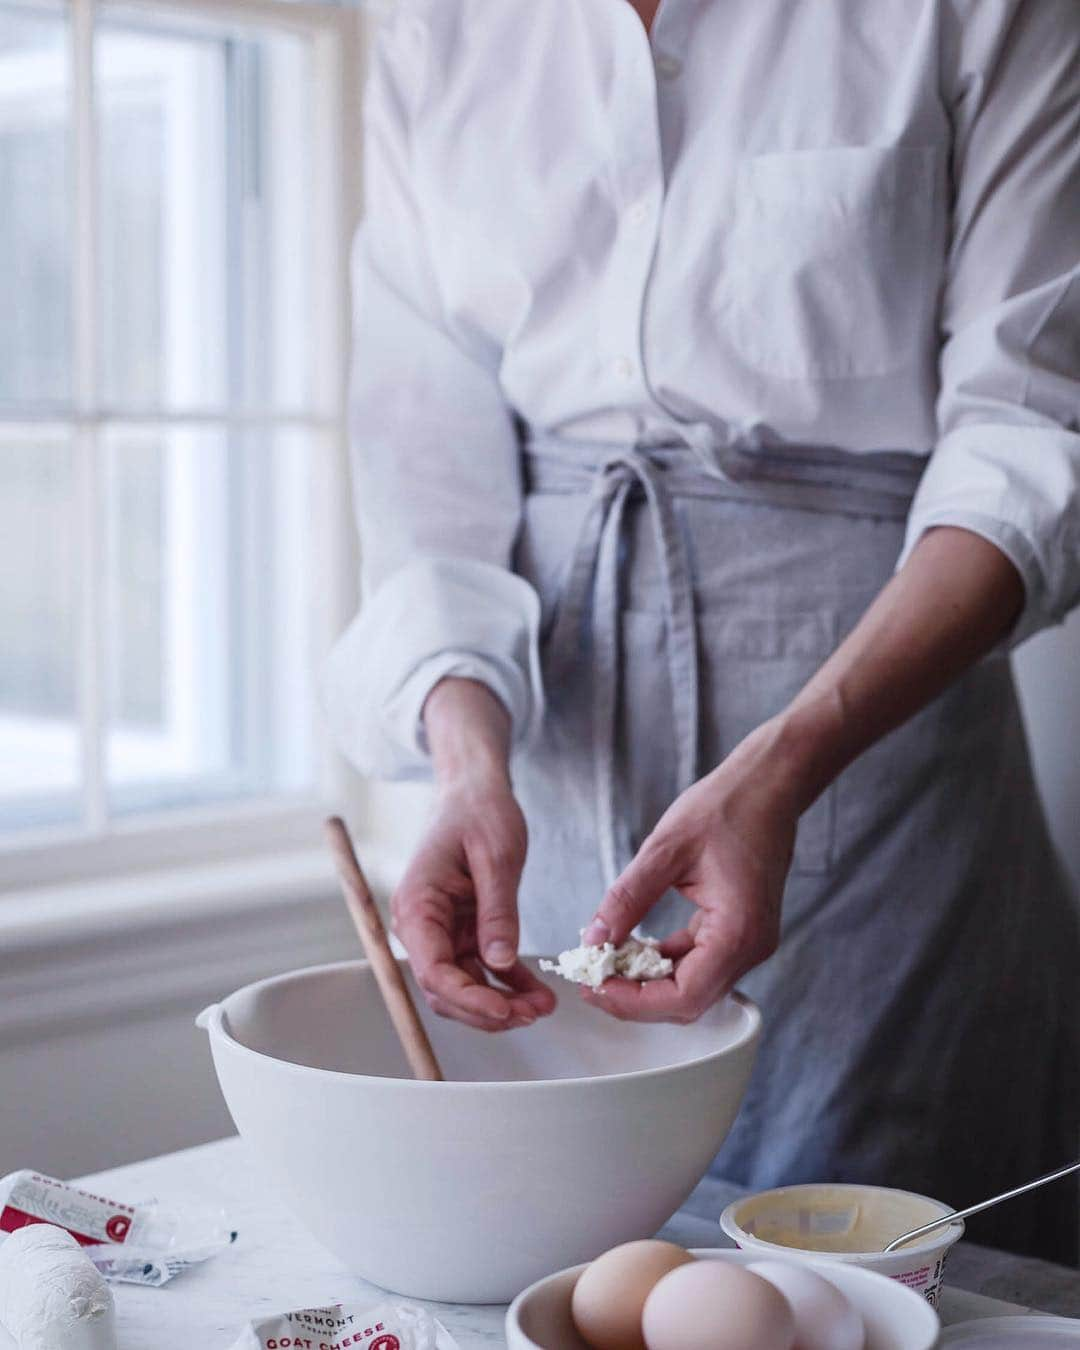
202;957;763;1091
505;1247;942;1349
720;1182;965;1260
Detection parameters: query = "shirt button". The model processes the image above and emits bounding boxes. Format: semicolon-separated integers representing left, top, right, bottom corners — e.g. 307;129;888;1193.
655;52;683;78
613;357;636;381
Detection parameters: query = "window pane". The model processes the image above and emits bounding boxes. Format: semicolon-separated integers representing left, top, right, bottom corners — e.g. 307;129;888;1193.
97;17;228;409
104;427;315;815
0;2;72;409
0;435;80;831
97;10;314;413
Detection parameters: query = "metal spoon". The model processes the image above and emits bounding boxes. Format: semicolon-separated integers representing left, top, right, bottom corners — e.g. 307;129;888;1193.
884;1158;1080;1252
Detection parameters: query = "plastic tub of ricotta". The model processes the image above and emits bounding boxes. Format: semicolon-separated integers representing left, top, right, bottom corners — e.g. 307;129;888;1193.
719;1183;963;1306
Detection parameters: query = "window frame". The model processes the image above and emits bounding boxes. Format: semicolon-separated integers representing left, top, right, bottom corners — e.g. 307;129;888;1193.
0;0;365;892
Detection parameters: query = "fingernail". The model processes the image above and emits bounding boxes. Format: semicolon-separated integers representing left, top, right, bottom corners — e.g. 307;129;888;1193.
583;920;610;945
485;941;515;968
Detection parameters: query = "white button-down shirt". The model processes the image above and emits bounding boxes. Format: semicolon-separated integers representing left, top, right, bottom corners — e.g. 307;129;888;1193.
324;0;1080;779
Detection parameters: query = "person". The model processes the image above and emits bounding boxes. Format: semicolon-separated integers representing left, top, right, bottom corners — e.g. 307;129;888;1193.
324;0;1080;1263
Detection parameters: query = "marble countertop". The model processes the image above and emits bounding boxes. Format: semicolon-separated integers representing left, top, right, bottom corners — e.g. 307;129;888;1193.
4;1137;1078;1348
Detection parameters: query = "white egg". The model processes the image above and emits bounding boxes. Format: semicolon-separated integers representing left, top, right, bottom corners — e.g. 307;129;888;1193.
748;1261;865;1350
642;1259;795;1350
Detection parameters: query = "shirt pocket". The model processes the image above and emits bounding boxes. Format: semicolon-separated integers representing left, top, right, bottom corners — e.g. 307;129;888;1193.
722;144;939;381
698;609;839;875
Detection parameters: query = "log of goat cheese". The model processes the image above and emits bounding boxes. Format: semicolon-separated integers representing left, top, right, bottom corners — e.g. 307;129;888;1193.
0;1224;118;1350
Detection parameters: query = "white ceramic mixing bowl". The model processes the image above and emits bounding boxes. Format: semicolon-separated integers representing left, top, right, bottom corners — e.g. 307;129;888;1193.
199;958;761;1302
506;1249;941;1350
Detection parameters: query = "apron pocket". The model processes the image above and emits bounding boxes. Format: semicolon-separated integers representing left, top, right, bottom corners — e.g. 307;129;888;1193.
698;609;839;875
722;143;939;381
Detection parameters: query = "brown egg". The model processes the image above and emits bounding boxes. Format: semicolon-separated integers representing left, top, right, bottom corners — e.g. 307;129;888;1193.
571;1240;696;1350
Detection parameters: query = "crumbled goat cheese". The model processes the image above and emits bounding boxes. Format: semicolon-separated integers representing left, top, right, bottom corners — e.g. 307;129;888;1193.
540;932;674;990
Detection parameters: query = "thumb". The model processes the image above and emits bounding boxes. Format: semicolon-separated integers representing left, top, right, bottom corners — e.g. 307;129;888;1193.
469;838;524;972
583;839;676;947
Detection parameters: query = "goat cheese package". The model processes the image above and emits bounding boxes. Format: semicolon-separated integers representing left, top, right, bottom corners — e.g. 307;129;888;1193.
0;1170;236;1286
227;1301;460;1350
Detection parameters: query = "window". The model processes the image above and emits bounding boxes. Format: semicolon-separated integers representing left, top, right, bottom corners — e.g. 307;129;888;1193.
0;0;359;885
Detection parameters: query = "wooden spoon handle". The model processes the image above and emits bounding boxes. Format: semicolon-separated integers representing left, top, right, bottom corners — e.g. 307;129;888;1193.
324;816;444;1082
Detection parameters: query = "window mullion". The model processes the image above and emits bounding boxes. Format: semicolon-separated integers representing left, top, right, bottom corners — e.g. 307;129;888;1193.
73;0;107;833
75;435;107;833
72;0;97;416
309;20;357;807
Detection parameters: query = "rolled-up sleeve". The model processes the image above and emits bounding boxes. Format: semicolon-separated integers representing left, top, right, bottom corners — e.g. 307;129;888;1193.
898;0;1080;645
322;13;543;779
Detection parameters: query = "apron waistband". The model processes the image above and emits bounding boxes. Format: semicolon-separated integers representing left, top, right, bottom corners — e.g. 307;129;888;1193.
524;435;927;518
524;433;926;888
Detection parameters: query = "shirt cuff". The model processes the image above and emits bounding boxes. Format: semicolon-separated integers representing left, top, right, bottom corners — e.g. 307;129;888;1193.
897;423;1080;649
321;556;544;780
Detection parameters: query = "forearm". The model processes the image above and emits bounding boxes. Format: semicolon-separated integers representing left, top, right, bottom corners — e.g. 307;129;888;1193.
423;677;513;791
765;527;1025;812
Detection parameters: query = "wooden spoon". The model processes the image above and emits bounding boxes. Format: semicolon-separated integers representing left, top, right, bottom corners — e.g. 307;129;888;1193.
324;816;444;1082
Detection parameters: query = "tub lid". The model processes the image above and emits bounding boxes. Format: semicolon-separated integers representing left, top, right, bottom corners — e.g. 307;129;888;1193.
941;1316;1080;1344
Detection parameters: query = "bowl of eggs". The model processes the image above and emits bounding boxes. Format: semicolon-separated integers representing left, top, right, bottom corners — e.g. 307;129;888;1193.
200;959;761;1302
506;1239;941;1350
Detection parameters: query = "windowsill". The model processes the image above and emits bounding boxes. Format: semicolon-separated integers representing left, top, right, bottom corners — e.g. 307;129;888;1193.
0;798;338;892
0;837;407;1047
1;846;339;952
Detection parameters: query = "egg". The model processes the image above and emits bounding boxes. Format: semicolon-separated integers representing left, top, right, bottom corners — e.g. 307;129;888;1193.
748;1261;865;1350
642;1259;796;1350
571;1240;696;1350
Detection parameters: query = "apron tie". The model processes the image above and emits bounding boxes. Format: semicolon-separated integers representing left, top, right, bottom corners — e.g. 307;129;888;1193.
547;449;700;889
528;430;927;892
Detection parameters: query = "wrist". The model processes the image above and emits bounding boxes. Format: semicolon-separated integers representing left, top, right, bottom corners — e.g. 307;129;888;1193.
736;692;849;817
423;677;513;794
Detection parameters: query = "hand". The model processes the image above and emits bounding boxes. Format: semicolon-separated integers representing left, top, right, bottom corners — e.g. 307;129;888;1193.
391;738;557;1033
579;717;803;1024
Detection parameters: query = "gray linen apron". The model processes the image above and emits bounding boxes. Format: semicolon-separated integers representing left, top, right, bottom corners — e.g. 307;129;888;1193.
510;432;1080;1265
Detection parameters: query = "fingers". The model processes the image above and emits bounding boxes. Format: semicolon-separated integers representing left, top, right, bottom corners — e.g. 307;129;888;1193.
582;835;681;946
582;911;764;1024
658;928;695;961
658;911;703;961
392;803;547;1032
467;829;525;973
422;955;515;1027
425;995;518;1033
393;880;513;1030
394;885;553;1032
496;959;558;1017
460;956;555;1024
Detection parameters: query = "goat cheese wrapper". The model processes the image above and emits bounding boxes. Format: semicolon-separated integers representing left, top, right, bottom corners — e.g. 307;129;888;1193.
228;1301;460;1350
0;1170;236;1286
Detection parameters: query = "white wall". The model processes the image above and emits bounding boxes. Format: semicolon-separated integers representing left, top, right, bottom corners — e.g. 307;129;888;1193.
0;854;356;1179
1013;610;1080;895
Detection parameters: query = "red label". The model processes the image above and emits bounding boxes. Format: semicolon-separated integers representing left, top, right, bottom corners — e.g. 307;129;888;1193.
369;1339;400;1350
0;1206;103;1247
2;1174;135;1247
